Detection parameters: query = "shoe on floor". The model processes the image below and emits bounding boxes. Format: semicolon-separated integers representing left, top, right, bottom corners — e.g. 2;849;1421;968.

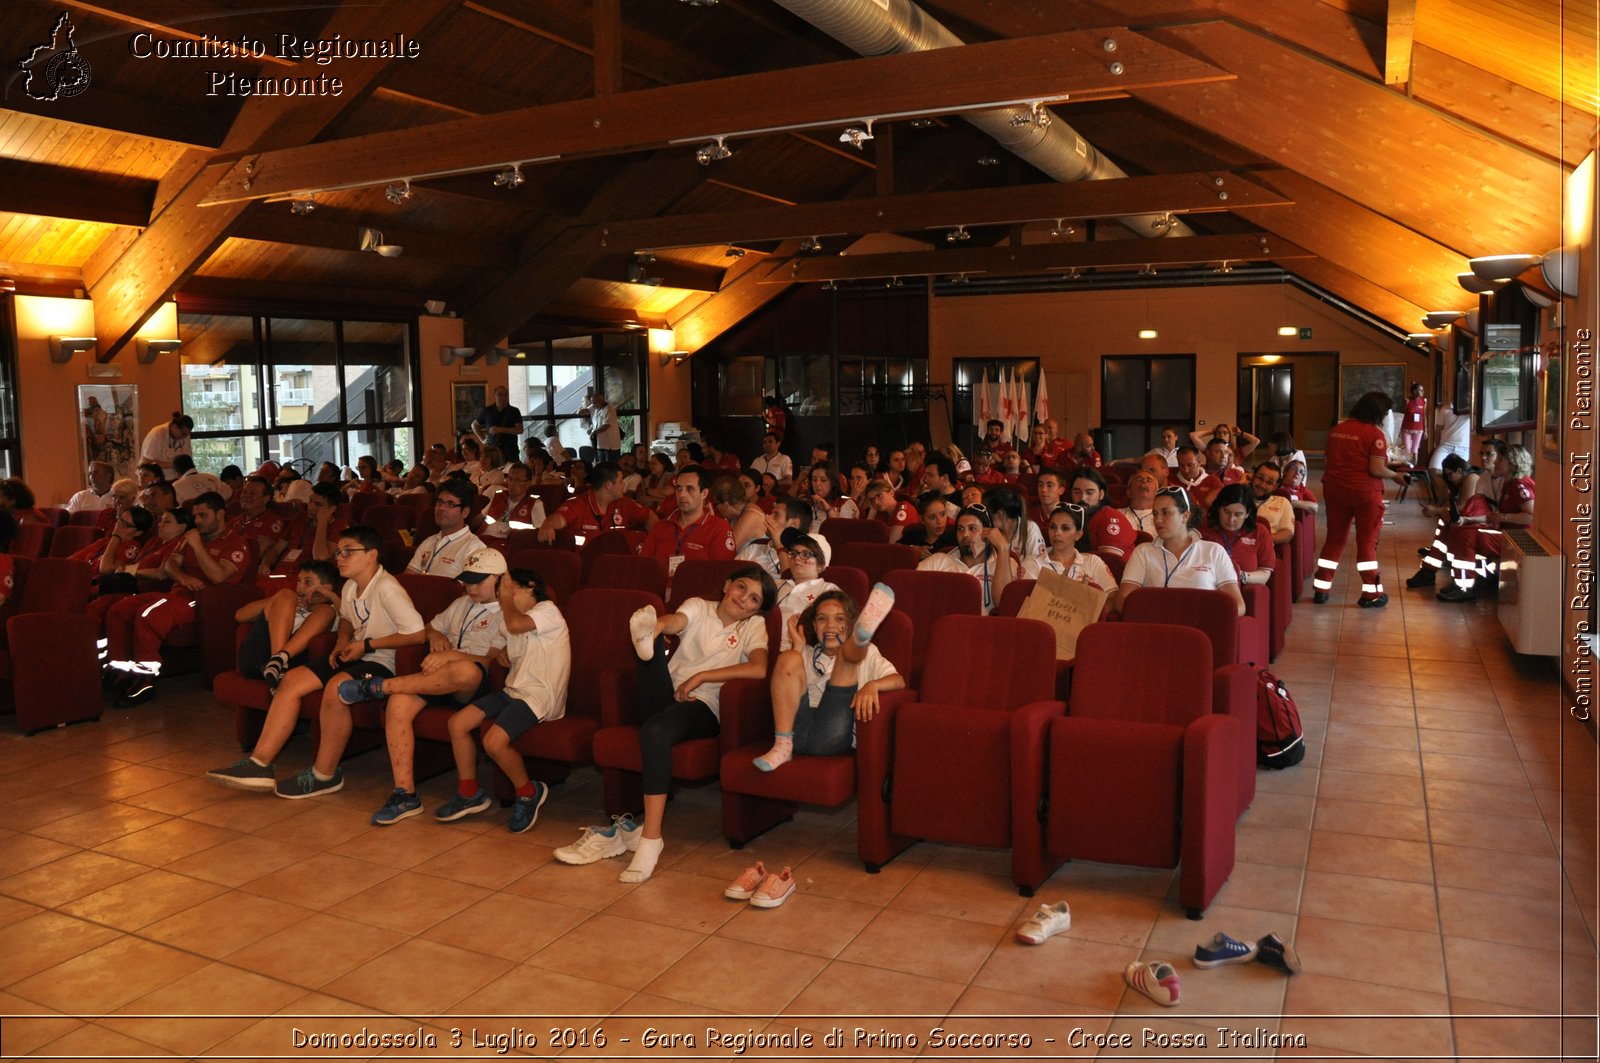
274;766;344;799
749;866;796;908
1193;932;1258;968
206;758;275;791
1124;960;1181;1006
1358;593;1389;608
554;814;640;864
508;781;549;834
1015;900;1072;945
434;789;492;822
1405;568;1437;588
119;675;159;705
1436;585;1476;602
371;788;422;826
1256;932;1301;974
1312;591;1329;605
723;860;767;900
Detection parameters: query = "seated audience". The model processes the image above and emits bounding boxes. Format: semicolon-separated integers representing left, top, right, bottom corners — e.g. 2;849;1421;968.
1024;503;1115;591
1202;485;1275;590
1115;486;1245;616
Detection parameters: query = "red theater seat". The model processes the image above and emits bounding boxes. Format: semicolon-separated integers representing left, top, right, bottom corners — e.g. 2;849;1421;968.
504;548;581;607
586;553;668;599
818;517;889;547
831;542;918;587
881;569;983;686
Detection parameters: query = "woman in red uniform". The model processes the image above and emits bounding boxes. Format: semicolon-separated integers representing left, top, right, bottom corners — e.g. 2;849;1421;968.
1436;444;1535;602
1314;391;1408;607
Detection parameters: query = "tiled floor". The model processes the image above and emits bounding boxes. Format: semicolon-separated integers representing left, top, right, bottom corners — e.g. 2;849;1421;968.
0;497;1594;1061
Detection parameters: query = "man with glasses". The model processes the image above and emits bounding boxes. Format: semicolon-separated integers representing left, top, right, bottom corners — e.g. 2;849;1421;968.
641;464;735;566
207;524;427;792
480;462;545;539
406;480;485;578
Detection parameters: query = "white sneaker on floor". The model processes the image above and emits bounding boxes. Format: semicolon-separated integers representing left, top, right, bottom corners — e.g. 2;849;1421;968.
553;815;641;865
1015;900;1072;945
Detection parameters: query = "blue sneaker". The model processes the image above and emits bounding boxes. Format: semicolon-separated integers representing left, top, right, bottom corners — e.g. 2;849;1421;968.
371;788;422;826
508;781;549;834
434;789;492;822
337;676;385;705
274;766;344;800
1193;931;1259;968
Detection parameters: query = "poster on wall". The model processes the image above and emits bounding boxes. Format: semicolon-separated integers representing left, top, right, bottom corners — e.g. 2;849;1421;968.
78;384;139;483
452;382;486;440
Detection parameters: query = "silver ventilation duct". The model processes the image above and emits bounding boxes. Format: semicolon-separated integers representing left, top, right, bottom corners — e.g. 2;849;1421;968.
772;0;1193;239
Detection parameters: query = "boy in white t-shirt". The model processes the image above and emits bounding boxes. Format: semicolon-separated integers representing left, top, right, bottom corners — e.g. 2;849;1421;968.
774;529;838;650
432;565;571;835
607;564;775;884
232;559;341;687
754;587;903;772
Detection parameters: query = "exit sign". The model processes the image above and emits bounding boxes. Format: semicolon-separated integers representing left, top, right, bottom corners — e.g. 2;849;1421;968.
1298;327;1313;339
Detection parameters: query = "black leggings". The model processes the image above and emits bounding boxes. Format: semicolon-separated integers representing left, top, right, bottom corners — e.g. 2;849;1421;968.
636;637;720;794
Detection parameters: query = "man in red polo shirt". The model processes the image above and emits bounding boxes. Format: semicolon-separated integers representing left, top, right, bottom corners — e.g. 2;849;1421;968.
641;464;734;567
232;475;288;575
538;461;654;543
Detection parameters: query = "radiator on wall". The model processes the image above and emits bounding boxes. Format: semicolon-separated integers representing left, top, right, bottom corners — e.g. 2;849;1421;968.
1498;529;1562;657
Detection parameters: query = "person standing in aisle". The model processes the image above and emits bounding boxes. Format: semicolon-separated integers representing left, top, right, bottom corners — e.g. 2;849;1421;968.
581;387;622;463
1312;392;1409;608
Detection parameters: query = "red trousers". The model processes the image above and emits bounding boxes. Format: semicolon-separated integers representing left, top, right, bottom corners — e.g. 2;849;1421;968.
104;591;197;666
1316;487;1385;594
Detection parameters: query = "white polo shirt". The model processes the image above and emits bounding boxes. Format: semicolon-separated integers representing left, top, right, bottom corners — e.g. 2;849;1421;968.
430;596;504;658
406;528;486;579
342;568;426;673
801;641;898;706
502;600;570;721
1121;539;1238;592
776;577;839;651
667;596;768;718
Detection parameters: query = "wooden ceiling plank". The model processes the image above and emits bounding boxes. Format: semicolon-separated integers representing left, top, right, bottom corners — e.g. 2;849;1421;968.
230;209;513;270
201;28;1234;205
0;159;151;227
597;171;1289;252
1410;44;1593;166
774;232;1311;283
592;0;623;97
586;256;726;293
0;88;227;149
1131;20;1564;257
1384;0;1416;87
85;0;461;361
1285;257;1427;334
668;241;805;352
1218;0;1383;81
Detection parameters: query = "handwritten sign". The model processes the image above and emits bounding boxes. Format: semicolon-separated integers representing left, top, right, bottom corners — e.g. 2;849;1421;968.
1018;567;1108;660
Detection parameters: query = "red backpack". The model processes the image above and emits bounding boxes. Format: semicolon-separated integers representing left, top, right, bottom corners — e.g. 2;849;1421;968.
1256;669;1305;769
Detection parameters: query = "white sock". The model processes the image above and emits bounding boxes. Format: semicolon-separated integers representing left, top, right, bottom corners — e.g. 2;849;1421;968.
618;836;663;883
630;607;658;661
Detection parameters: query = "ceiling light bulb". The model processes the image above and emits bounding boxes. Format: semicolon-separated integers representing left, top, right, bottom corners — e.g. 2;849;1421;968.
289;194;316;215
839;123;875;149
946;225;970;243
800;236;822;253
695;137;732;165
976;155;999;166
908;118;935;129
820;280;838;291
493;164;525;189
1276;326;1298;337
1138;328;1158;339
384;180;412;205
1048;220;1073;238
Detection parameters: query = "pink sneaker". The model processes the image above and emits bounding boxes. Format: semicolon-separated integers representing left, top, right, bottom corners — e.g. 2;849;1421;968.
723;861;766;900
750;866;796;908
1124;960;1181;1006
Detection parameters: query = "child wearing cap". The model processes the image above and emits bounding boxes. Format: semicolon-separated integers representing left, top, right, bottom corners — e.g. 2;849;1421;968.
333;549;511;825
432;567;571;834
774;529;838;651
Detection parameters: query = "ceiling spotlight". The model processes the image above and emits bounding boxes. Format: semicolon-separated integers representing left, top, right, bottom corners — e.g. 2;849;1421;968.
384;180;412;205
1063;268;1083;281
493;164;525;189
1148;212;1175;235
289;194;316;215
908;118;935;129
695;137;732;165
635;252;656;264
839;119;875;149
1406;332;1439;347
799;236;823;253
359;227;403;258
820;280;838;291
724;247;747;258
1008;101;1052;129
948;273;970;285
679;0;718;6
946;225;971;243
1048;219;1074;239
1139;264;1157;276
885;276;904;289
1216;260;1234;274
0;277;15;293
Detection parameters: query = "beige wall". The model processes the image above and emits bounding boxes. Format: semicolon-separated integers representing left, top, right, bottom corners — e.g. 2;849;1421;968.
417;314;513;451
646;351;693;442
929;283;1432;444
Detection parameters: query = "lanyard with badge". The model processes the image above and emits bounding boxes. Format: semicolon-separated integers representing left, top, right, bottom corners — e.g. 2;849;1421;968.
455;604;489;648
1160;542;1197;587
423;529;465;574
669;515;706;576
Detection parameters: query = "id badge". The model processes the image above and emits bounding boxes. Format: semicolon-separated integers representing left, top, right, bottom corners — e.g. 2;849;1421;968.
282;548;302;565
668;554;685;576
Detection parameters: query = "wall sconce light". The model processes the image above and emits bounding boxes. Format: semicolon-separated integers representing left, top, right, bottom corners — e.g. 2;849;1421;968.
659;351;689;367
1137;328;1158;340
1421;310;1465;329
485;348;512;366
48;335;97;362
136;338;180;364
1539;246;1579;298
1468;253;1541;282
439;345;474;365
1456;271;1504;295
1405;332;1439;348
1276;326;1298;337
359;227;403;258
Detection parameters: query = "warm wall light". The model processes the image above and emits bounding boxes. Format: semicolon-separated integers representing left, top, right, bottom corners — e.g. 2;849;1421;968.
1137;329;1158;339
135;338;180;364
659;351;688;367
1468;253;1541;282
439;345;474;365
647;328;676;356
1457;271;1504;295
1422;310;1466;329
1276;326;1298;337
48;335;98;362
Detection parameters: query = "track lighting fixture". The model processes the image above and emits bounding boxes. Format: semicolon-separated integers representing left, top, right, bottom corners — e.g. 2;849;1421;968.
839;119;875;149
976;155;999;166
1008;102;1052;129
695;137;732;165
1048;219;1073;239
493;164;525;189
948;273;970;284
820;280;838;291
384;180;412;205
908;118;935;129
359;227;403;258
289;194;316;215
799;236;823;253
724;247;747;258
946;225;971;243
1215;260;1233;274
1139;264;1157;276
679;0;718;6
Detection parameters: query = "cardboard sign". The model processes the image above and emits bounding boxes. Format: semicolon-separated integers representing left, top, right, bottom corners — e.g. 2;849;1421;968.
1018;567;1108;661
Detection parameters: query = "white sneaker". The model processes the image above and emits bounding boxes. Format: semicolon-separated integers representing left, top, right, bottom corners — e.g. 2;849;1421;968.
553;815;640;865
854;583;895;644
1015;900;1072;945
629;606;658;660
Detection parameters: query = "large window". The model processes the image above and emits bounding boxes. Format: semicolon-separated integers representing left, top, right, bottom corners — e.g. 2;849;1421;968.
507;333;647;458
0;298;22;478
179;310;417;475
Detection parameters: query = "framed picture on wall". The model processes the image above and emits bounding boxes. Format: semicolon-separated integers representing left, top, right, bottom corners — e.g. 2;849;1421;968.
77;384;139;483
1541;342;1562;459
1336;362;1404;420
451;382;486;440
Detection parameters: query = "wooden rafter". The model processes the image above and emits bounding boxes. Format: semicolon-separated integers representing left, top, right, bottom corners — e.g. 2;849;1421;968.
230;209;515;271
0;160;151;228
669;241;805;353
1384;0;1417;87
200;28;1233;206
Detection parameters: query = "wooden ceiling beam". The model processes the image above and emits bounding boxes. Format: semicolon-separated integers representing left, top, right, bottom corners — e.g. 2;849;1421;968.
1384;0;1417;87
1286;258;1427;336
593;171;1288;253
201;28;1233;206
230;209;515;270
773;232;1311;283
0;160;151;227
84;0;460;361
669;241;806;353
585;256;727;293
0;89;228;149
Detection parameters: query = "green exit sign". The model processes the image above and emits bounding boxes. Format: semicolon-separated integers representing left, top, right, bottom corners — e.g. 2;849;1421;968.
1298;327;1313;340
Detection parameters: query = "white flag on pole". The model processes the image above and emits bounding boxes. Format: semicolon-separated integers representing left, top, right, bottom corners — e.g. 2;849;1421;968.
1034;370;1050;426
998;368;1014;437
1015;376;1031;443
976;367;991;428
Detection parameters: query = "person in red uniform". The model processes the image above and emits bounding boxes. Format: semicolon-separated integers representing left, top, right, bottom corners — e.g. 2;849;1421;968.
1400;383;1428;465
538;461;654;543
980;420;1014;461
1313;392;1408;607
1202;485;1276;591
1060;432;1103;473
1203;439;1248;488
1436;444;1536;602
232;475;287;575
104;492;250;703
273;482;346;577
1069;468;1137;558
1170;447;1222;511
480;461;545;539
641;464;735;568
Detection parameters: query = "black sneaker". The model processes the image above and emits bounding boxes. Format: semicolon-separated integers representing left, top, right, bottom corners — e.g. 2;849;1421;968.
508;781;549;834
119;676;159;705
1405;567;1436;588
1312;591;1329;605
274;766;345;799
206;758;276;791
1358;593;1388;608
1256;932;1301;973
1436;585;1476;603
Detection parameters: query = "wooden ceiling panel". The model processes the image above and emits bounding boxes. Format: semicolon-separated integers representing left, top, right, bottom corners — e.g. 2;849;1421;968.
1416;0;1599;115
1287;256;1429;332
0;213;122;268
197;238;462;293
1134;20;1564;256
0;111;186;180
1411;44;1594;165
1218;0;1384;79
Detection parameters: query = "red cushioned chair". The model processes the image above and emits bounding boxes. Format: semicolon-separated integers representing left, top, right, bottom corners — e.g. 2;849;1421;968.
48;525;103;559
858;614;1066;893
363;504;414;542
591;607;780;817
880;569;983;686
0;557;93;650
505;548;582;607
348;491;389;522
1046;622;1238;918
820;564;868;607
587;553;668;599
69;510;105;527
993;578;1035;618
1290;509;1316;602
819;517;889;547
40;507;69;527
1268;547;1293;660
9;524;51;559
1119;588;1260;816
579;529;635;583
0;558;97;730
831;542;918;587
718;610;915;848
158;581;265;682
668;559;750;612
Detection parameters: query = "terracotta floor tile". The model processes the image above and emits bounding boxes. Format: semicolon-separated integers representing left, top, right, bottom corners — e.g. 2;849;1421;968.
1281;974;1451;1056
1315;767;1424;806
1424;776;1543;819
1429;808;1556;856
253;802;373;849
1234;824;1312;868
0;850;149;908
1324;720;1418;752
31;1019;169;1059
422;893;590;962
0;993;82;1055
1437;884;1580;949
120;775;238;816
1300;870;1439;932
327;819;476;868
238;850;399;910
1293;914;1446;994
1143;902;1296;957
0;893;42;930
324;869;491;934
225;910;407;989
6;790;111;832
410;829;553;889
59;868;227;931
837;907;1007;983
108;963;304;1055
1450;998;1563;1060
970;936;1140;1011
163;833;317;886
602;868;749;934
786;958;967;1016
1308;831;1434;883
321;937;512;1014
141;889;312;958
182;791;313;832
1443;936;1563;1010
451;963;631;1016
716;889;879;959
1421;749;1527;783
4;753;131;790
0;912;122;985
1209;860;1304;915
26;802;171;849
646;935;826;1014
91;817;240;867
501;852;643;911
1430;843;1564;896
528;914;702;991
1317;742;1422;777
1312;797;1430;841
1240;792;1317;830
787;846;922;906
890;864;1029;928
0;831;79;876
8;936;209;1013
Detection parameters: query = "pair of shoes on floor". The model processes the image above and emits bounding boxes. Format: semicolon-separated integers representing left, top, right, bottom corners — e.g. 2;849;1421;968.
1192;931;1300;974
1436;584;1476;602
723;860;796;908
1312;590;1330;605
554;814;642;864
1358;593;1389;608
1015;900;1071;945
1124;960;1181;1006
1405;567;1437;588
